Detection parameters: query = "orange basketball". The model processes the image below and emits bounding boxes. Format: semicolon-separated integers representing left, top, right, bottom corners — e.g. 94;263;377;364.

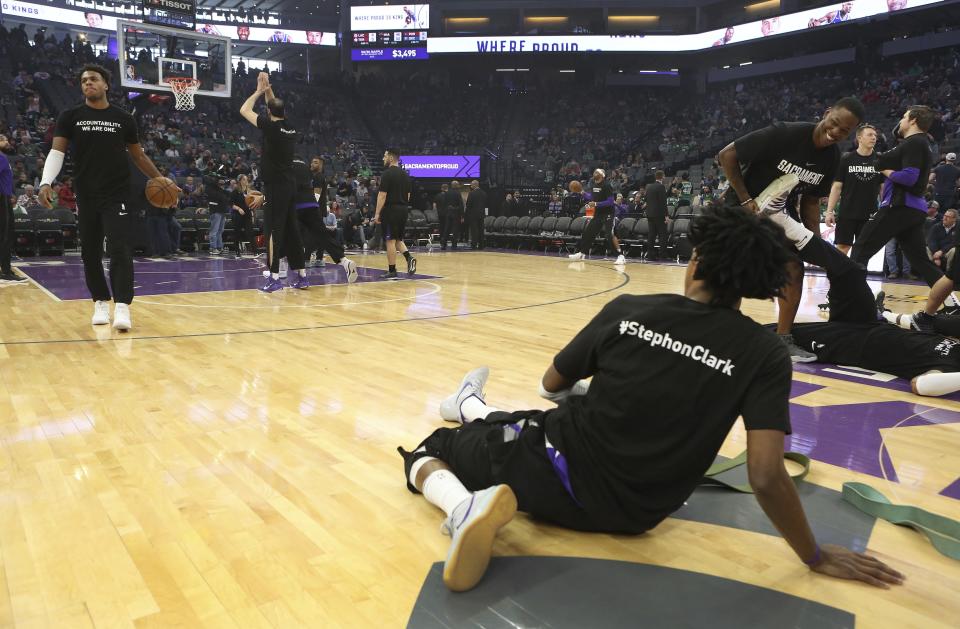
145;176;179;208
569;180;583;193
245;190;263;207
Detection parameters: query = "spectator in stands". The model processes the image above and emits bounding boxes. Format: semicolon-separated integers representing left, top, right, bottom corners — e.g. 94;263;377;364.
927;208;957;271
933;152;959;213
15;184;39;210
502;192;519;217
547;193;562;215
58;176;76;211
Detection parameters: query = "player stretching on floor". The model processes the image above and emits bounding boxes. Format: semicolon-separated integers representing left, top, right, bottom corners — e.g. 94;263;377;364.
398;206;903;593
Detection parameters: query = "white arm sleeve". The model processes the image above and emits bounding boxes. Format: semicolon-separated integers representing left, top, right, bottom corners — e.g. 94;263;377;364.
40;149;65;187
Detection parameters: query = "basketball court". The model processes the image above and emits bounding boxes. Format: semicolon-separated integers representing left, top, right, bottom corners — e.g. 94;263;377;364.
1;249;958;627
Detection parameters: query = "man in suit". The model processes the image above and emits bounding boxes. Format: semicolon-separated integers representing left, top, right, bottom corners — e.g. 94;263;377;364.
645;170;669;261
465;180;488;250
440;180;465;250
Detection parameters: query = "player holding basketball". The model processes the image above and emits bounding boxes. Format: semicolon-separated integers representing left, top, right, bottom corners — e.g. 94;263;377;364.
398;207;903;593
568;169;624;264
38;64;177;331
375;149;416;279
240;72;306;292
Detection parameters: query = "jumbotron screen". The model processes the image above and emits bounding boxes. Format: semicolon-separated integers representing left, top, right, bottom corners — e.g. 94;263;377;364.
352;30;428;61
427;0;945;55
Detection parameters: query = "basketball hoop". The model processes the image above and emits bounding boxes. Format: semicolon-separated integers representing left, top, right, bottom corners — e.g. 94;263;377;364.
168;78;200;111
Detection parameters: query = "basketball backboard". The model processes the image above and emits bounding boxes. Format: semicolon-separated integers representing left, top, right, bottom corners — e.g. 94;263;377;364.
117;19;231;98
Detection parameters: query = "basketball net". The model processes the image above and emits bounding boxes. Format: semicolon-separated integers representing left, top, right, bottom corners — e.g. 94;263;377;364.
168;78;200;111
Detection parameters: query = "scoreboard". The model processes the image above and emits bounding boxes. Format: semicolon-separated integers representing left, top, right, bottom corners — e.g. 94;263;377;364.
142;0;196;30
351;30;428;62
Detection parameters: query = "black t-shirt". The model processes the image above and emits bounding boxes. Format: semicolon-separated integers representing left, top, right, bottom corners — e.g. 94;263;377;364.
933;163;959;196
544;294;792;531
311;171;327;204
292;159;318;209
230;188;248;213
205;183;230;213
726;122;839;212
379;165;411;207
589;180;614;215
790;321;960;379
433;191;446;212
54;103;139;203
834;151;881;220
876;134;931;208
256;113;296;184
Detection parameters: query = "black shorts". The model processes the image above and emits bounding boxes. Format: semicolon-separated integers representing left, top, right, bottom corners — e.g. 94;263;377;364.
834;218;868;246
602;214;618;237
400;410;605;532
381;205;408;241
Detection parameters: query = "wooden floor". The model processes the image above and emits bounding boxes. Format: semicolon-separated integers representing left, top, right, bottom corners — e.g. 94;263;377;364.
0;250;958;628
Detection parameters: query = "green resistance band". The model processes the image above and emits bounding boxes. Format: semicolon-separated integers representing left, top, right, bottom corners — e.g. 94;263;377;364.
701;450;811;493
842;482;960;561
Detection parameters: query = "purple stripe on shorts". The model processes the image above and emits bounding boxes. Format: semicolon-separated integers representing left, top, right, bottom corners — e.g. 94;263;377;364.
545;438;582;507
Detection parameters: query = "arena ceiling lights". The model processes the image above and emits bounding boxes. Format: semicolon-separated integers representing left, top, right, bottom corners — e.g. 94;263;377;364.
426;0;945;55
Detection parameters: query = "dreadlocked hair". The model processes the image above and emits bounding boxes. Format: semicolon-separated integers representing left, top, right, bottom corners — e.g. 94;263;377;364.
688;205;795;307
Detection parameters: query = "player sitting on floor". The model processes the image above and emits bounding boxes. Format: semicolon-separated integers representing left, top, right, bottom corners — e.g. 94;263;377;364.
397;206;903;593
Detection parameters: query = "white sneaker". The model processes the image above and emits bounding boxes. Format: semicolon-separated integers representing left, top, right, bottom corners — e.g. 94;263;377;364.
439;367;489;423
568;252;585;261
755;173;800;215
441;485;517;592
112;303;131;331
341;258;358;283
615;254;626;265
91;300;111;325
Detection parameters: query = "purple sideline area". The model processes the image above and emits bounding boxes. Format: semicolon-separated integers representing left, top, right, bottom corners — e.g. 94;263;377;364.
793;362;960;402
17;256;438;300
787;382;960;499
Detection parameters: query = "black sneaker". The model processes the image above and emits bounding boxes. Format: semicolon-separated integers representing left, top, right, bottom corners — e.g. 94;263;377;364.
910;311;936;333
407;256;417;275
875;291;887;314
938;304;960;316
384;271;399;280
0;271;28;284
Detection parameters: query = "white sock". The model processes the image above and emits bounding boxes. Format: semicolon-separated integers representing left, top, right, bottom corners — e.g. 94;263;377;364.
914;372;960;396
271;273;279;280
420;468;472;518
945;294;960;308
460;396;500;423
299;269;306;277
767;212;813;250
882;311;913;329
